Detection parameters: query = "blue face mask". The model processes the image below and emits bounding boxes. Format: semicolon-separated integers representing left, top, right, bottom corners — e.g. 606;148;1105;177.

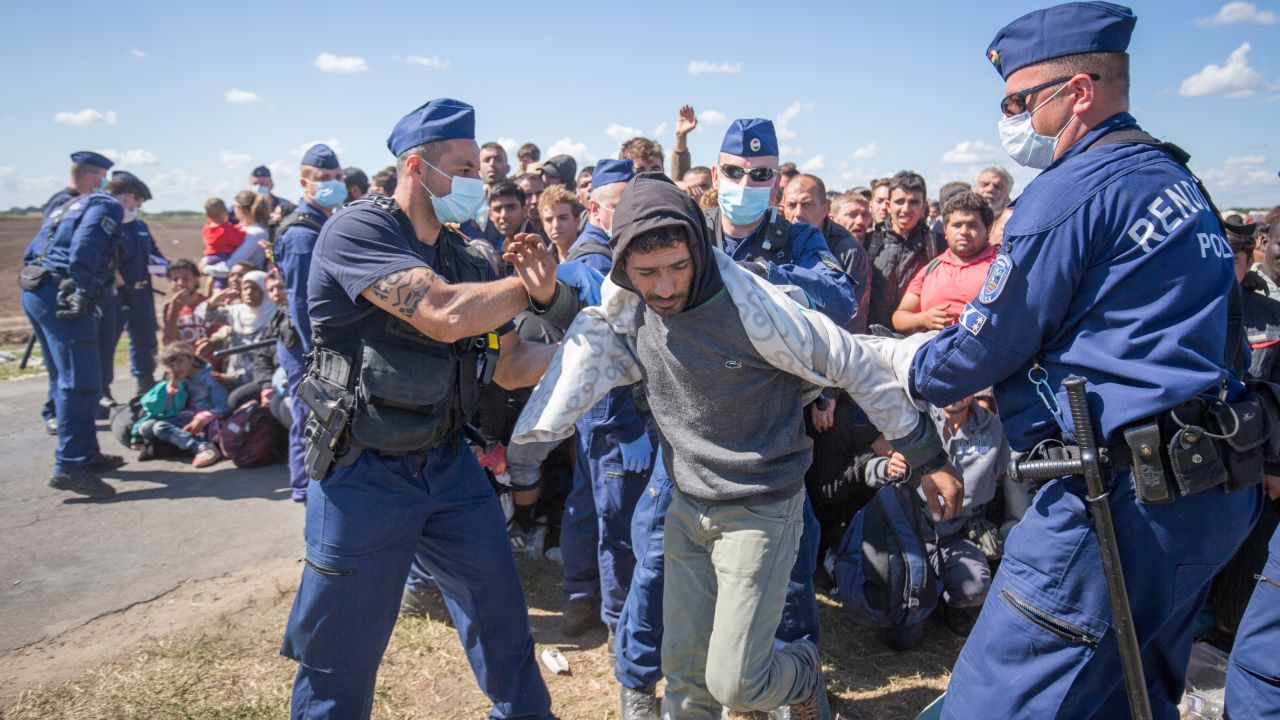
98;176;109;192
308;179;348;209
420;160;486;224
254;184;272;197
717;178;772;225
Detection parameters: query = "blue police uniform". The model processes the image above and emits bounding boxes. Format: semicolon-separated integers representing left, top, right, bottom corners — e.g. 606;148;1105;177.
281;99;552;720
554;159;656;634
21;193;123;475
40;151;113;221
112;216;163;389
908;6;1262;717
1225;525;1280;718
567;222;613;275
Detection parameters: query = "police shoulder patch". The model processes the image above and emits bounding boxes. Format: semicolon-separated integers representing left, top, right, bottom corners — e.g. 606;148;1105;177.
960;303;987;336
978;253;1013;304
100;216;119;235
818;250;842;272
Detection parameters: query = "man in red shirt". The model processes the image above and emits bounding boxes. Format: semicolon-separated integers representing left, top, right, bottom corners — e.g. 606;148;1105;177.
892;191;996;334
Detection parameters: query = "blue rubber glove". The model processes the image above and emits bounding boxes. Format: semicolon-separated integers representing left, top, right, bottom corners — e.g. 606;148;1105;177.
556;260;604;306
619;434;654;474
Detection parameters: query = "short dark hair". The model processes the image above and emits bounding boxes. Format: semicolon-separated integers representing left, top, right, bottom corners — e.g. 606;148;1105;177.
687;166;712;176
343;167;369;194
395;142;449;172
796;173;827;198
619;137;663;163
1228;226;1256;255
1041;51;1130;104
938;181;971;205
623;225;688;266
490;180;526;205
778;162;799;179
518;142;540;161
371;166;396;194
204;197;228;216
480;141;507;157
888;170;927;200
578;166;594;182
167;258;199;278
941;190;994;229
870;177;891;192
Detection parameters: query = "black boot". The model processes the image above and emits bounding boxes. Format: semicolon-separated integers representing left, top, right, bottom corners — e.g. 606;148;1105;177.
561;596;603;637
620;685;659;720
49;468;116;498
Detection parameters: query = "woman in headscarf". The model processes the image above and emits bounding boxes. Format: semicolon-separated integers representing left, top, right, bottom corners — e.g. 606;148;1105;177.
199;269;277;406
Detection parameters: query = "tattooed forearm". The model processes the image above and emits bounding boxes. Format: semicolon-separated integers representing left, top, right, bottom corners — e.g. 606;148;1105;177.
370;267;437;318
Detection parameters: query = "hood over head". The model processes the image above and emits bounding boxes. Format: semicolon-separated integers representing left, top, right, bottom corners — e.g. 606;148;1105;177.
609;171;723;312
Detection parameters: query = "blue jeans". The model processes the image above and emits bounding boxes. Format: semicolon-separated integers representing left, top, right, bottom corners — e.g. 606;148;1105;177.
113;285;157;384
279;339;309;500
1225;524;1280;719
136;418;201;452
281;438;552;720
22;282;101;473
941;474;1261;720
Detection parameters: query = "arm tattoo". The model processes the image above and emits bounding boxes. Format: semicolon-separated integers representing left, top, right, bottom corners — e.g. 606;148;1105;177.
370;267;436;318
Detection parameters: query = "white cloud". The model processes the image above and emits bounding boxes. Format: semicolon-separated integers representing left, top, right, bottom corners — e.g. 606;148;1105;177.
220;150;253;170
130;48;145;59
544;137;597;166
775;101;812;141
399;55;450;69
313;52;368;74
97;148;158;166
267;162;296;180
652;122;668;136
1197;154;1280;190
688;60;741;75
699;110;728;127
53;108;118;126
1195;2;1278;26
779;145;804;158
224;88;262;104
0;166;63;205
151;168;208;199
800;155;826;172
1180;43;1275;97
851;142;880;161
293;139;345;158
494;137;518;158
605;123;645;143
942;140;1003;164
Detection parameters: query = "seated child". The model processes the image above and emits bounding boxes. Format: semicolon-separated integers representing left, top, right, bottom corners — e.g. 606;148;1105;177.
200;198;246;290
132;342;231;467
162;259;220;364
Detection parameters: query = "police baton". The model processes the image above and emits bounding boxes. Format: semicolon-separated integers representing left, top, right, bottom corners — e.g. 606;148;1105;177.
18;334;37;370
212;337;278;358
1011;375;1153;720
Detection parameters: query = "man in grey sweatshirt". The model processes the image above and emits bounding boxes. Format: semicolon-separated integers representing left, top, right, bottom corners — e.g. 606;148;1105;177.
547;173;961;719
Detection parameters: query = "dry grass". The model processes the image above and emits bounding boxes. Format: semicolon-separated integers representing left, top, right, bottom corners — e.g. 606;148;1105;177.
5;558;960;720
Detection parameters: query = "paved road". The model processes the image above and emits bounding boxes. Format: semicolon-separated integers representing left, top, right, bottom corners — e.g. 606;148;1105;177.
0;370;304;653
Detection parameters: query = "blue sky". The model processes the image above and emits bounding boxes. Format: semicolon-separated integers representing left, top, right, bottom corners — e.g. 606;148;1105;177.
1;0;1277;212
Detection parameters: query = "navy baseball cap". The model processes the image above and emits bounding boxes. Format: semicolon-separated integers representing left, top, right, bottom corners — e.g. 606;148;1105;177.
71;151;113;170
111;170;152;201
591;158;634;190
720;119;778;158
387;98;475;157
987;1;1136;81
251;165;271;178
301;143;341;169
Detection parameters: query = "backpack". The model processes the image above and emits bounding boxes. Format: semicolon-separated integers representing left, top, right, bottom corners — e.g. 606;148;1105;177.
834;483;941;628
217;399;287;467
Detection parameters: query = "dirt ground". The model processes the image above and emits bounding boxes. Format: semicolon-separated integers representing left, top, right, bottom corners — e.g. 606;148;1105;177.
1;554;960;719
0;216;204;343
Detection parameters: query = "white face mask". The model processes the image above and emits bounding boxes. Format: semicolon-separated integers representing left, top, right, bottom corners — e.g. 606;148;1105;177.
997;83;1075;170
122;207;139;223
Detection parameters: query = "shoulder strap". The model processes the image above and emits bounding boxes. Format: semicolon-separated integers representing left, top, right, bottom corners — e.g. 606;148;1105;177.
32;198;84;266
749;207;793;264
922;257;943;278
567;239;612;262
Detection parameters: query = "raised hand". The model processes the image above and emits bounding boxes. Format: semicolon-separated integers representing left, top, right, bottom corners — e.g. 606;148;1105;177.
676;104;698;139
503;233;557;306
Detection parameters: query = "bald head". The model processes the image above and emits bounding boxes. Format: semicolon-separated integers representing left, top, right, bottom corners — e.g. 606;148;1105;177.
781;174;828;229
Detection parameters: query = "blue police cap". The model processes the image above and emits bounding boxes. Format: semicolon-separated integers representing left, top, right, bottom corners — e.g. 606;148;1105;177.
591;158;633;191
386;98;476;157
70;151;113;170
987;1;1136;81
301;143;340;169
111;170;152;201
251;165;271;178
720;119;778;158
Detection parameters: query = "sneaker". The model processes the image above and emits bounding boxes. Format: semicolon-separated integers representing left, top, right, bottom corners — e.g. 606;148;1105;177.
192;443;221;468
87;452;126;471
562;597;604;637
620;685;660;720
96;396;113;420
400;585;444;616
49;468;116;498
43;417;57;435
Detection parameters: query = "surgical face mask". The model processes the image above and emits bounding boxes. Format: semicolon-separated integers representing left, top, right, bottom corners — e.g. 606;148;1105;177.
717;178;772;225
254;184;271;196
308;179;348;209
98;176;109;192
597;203;616;238
122;207;138;223
420;159;486;224
998;83;1074;170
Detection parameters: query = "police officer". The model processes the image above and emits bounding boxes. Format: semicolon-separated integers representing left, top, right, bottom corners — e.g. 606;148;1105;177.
1226;518;1280;717
41;150;113;221
108;170;163;397
281;98;567;719
20;173;143;498
25;151;115;433
613;120;852;718
901;4;1263;717
274;143;344;503
555;159;655;638
248;164;296;221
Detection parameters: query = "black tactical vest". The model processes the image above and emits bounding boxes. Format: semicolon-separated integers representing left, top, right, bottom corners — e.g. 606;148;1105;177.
309;196;496;455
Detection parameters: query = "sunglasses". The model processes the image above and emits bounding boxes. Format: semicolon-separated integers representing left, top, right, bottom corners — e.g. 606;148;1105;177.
1000;74;1099;116
719;164;777;182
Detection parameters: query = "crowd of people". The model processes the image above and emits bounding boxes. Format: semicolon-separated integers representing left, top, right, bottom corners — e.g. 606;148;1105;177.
17;2;1280;718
